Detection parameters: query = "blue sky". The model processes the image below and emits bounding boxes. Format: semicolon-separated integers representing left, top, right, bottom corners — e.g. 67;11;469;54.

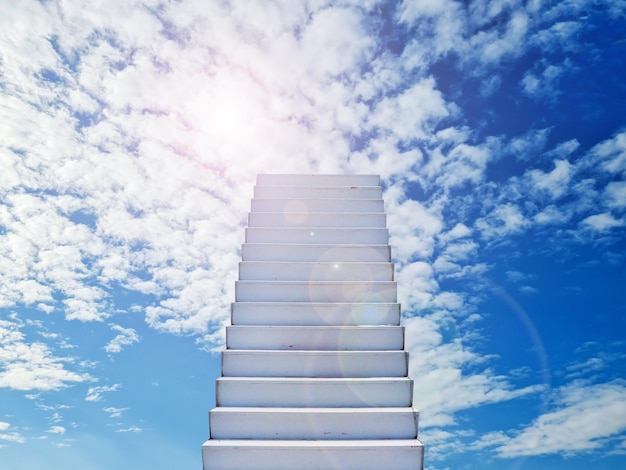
1;0;625;469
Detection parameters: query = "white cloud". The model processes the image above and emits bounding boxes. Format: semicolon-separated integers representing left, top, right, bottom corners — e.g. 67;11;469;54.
581;213;624;232
518;285;539;295
104;324;140;354
565;357;606;380
405;314;542;428
430;140;495;191
0;319;92;392
47;426;66;435
85;384;121;402
604;182;626;209
467;10;530;64
544;138;580;159
368;78;450;142
397;262;438;312
397;0;465;58
531;20;584;53
474;380;626;457
386;186;444;265
508;128;551;161
438;223;472;244
103;407;128;419
476;203;529;240
521;61;569;102
528;159;572;199
300;6;376;79
505;270;530;283
116;426;142;433
588;131;626;176
0;421;24;444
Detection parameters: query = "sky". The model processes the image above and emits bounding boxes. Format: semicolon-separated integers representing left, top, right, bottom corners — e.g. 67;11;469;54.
0;0;625;469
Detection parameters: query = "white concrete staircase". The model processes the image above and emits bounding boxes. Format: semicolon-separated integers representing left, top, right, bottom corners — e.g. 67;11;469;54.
202;174;424;470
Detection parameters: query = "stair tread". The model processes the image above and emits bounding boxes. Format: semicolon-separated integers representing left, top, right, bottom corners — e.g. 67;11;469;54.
211;407;417;413
223;349;405;354
202;439;423;447
217;377;411;382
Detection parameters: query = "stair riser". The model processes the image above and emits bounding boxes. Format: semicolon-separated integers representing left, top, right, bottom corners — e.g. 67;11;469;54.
222;351;408;377
254;186;382;200
239;262;394;282
257;174;380;187
226;326;404;350
235;281;397;302
216;380;413;407
248;212;386;228
251;199;384;213
209;410;418;440
231;302;401;326
246;227;389;244
241;244;390;262
202;443;425;470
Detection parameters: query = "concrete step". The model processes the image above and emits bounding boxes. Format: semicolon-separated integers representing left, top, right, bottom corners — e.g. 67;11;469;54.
251;198;384;213
215;377;413;407
231;302;401;326
209;407;418;440
241;243;390;262
235;281;397;302
254;185;382;200
248;212;386;228
221;350;408;377
201;439;425;470
226;325;404;350
246;227;388;244
238;262;394;282
257;174;380;187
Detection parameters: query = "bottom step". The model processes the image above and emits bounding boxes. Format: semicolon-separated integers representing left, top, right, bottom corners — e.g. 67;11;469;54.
202;439;424;470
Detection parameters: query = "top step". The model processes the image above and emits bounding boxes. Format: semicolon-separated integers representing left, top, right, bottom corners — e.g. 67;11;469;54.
258;174;380;187
254;186;382;200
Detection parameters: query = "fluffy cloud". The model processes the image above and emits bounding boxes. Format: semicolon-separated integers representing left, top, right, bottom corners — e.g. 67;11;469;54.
0;318;92;391
0;421;25;445
405;314;542;429
528;159;572;199
104;325;140;353
103;407;128;419
47;426;66;435
474;380;626;457
116;426;142;433
85;384;121;402
476;203;529;240
521;60;571;102
581;213;624;232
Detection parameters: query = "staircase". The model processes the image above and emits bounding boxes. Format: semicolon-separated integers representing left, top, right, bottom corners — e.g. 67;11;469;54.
201;174;424;470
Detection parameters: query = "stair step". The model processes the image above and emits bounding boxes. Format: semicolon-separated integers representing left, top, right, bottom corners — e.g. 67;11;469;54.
231;302;401;326
201;439;425;470
238;262;394;281
215;378;413;407
246;227;389;244
225;325;404;350
257;174;380;187
209;407;418;440
241;243;390;262
235;280;397;302
251;198;384;213
254;186;382;200
248;212;386;228
221;350;408;377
